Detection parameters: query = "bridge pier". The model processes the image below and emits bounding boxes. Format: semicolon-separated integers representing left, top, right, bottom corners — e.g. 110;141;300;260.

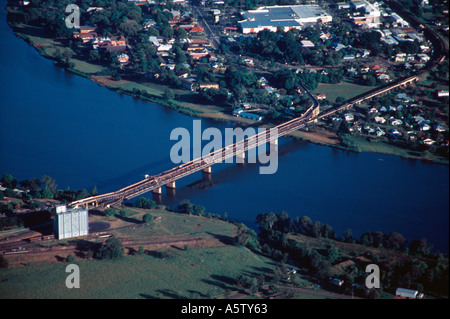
166;181;176;189
152;187;162;194
202;166;212;174
236;151;245;163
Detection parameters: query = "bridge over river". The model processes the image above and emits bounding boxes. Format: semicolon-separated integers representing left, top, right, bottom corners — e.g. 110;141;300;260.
70;70;423;209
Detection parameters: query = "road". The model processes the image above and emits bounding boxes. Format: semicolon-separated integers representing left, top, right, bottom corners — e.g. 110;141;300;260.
190;4;221;49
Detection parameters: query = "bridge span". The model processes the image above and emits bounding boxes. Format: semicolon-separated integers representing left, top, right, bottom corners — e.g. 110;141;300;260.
70;93;319;208
69;71;422;209
70;14;446;210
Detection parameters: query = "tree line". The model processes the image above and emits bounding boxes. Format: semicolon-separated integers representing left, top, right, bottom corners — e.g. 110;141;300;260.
232;211;448;298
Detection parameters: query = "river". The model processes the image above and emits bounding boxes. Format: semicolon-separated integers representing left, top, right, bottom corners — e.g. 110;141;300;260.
0;5;448;253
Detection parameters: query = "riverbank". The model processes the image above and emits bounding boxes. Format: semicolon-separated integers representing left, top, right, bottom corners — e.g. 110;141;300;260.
5;12;448;166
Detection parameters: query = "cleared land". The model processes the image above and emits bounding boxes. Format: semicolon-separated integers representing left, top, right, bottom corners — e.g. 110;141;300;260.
0;207;327;299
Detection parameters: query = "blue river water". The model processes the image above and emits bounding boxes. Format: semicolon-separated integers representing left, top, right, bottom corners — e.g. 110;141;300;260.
0;5;448;252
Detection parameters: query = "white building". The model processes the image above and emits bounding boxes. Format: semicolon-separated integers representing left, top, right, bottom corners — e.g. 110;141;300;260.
239;5;332;34
395;288;425;299
53;205;89;240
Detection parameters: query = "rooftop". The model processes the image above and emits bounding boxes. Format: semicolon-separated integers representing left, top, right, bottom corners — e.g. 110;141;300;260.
239;5;332;30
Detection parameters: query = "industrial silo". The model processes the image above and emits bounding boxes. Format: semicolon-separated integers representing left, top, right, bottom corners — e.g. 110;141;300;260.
53;205;89;239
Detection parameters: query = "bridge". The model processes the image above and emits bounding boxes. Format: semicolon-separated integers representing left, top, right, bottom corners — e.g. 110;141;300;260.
70;3;446;209
69;72;421;209
71;85;319;209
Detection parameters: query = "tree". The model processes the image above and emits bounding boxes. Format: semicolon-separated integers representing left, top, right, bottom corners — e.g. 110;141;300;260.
41;188;54;199
118;19;141;37
343;228;353;243
256;212;279;231
234;223;259;250
143;213;153;223
66;253;75;263
365;74;377;86
103;208;117;217
297;216;314;236
177;199;194;215
327;246;339;264
91;186;98;196
41;175;57;191
386;232;406;251
88;49;101;62
276;211;291;233
1;174;17;189
96;236;124;259
135;197;157;209
163;88;175;100
409;238;432;256
335;96;347;106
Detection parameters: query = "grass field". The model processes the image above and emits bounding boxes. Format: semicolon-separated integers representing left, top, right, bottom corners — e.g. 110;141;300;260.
314;79;378;103
0;246;278;299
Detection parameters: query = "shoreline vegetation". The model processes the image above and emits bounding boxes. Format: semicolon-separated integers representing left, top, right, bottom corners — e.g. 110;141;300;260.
5;6;448;166
0;182;448;299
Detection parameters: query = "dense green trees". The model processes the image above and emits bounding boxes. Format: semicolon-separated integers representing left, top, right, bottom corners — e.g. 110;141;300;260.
96;236;124;259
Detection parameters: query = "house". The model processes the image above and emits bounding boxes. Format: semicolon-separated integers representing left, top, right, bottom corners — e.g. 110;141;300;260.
374;116;386;124
73;32;98;43
395;288;424;299
436;89;449;98
181;78;196;91
389;129;402;138
370;65;381;71
199;82;220;90
394;53;407;62
423;138;435;145
105;45;127;53
243;58;254;66
344;113;355;122
157;44;173;52
78;26;97;34
343;54;356;60
389;118;403;126
316;93;327;100
334;43;348;51
117;53;129;63
387;105;396;112
396;93;412;102
433;124;446;132
416;53;430;62
377;73;391;81
301;40;315;48
375;127;385;137
329;278;344;287
110;36;126;46
234;108;264;121
419;122;431;131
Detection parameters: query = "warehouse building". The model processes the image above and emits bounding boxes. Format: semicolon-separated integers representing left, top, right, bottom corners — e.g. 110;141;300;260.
239;5;332;34
53;205;89;240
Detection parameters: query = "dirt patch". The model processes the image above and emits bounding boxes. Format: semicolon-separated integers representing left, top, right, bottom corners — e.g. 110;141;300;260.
91;75;130;86
292;129;341;146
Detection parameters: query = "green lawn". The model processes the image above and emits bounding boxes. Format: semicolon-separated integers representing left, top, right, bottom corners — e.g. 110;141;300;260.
0;246;277;299
314;80;378;103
